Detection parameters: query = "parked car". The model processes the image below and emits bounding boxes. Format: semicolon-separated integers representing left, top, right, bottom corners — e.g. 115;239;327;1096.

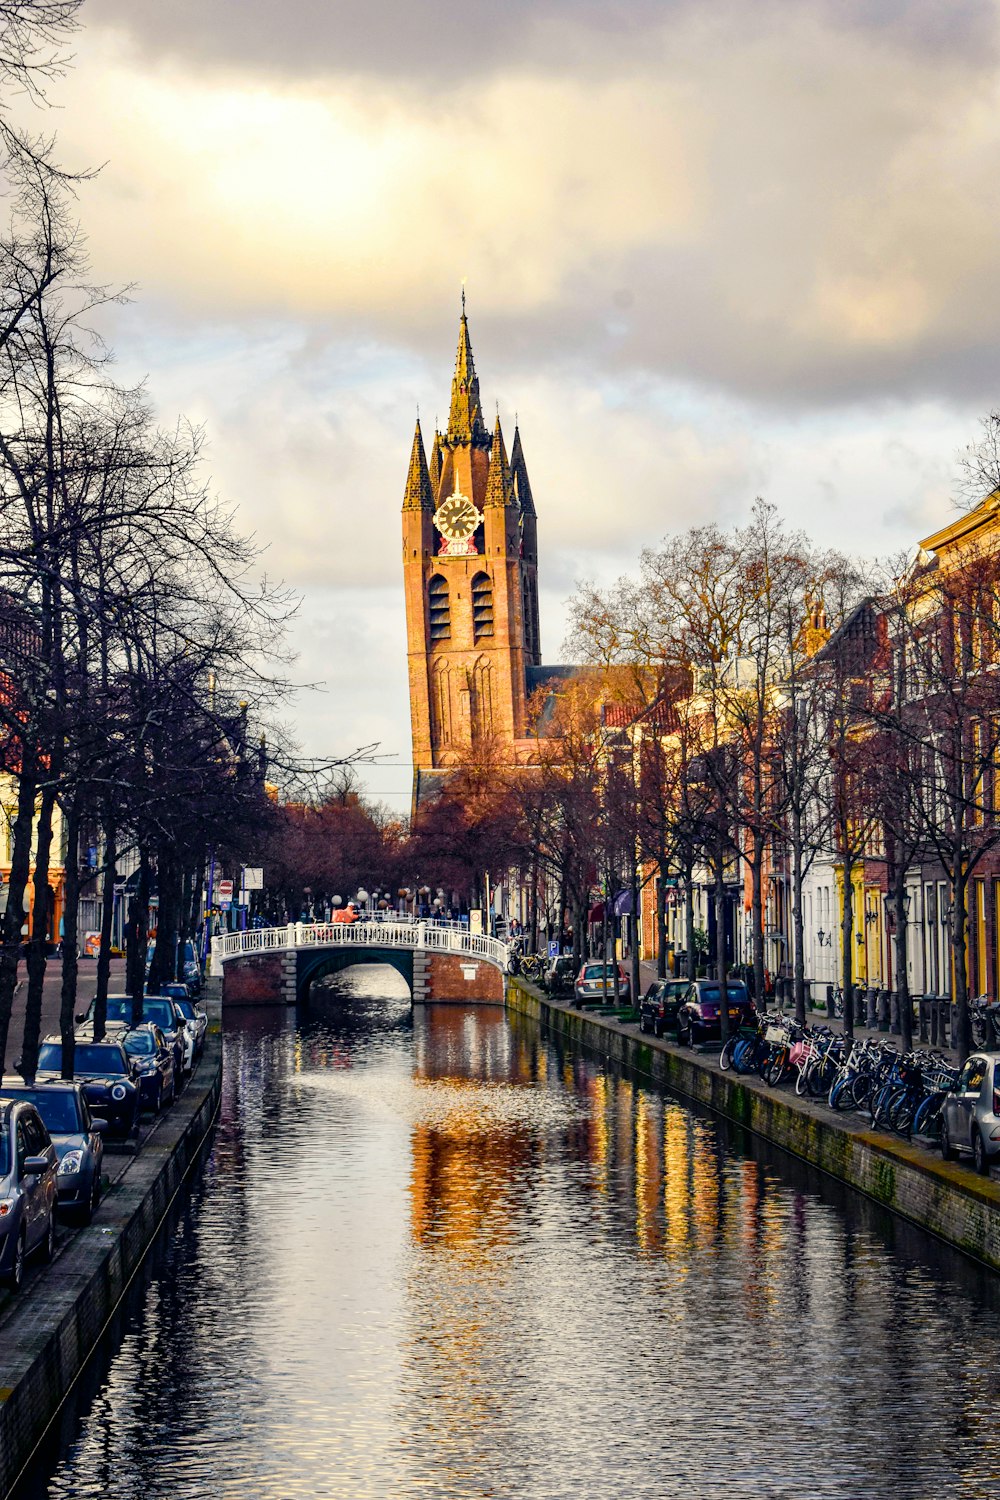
0;1080;104;1222
639;979;691;1037
676;979;753;1046
169;995;207;1063
34;1037;141;1139
77;996;188;1086
118;1026;176;1113
574;961;632;1005
940;1052;1000;1173
0;1097;58;1288
544;955;576;998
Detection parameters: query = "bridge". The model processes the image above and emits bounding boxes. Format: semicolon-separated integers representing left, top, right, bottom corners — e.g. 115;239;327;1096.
211;919;512;1007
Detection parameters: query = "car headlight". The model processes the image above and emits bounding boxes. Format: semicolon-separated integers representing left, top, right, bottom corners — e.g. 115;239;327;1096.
0;1197;13;1217
59;1151;84;1175
134;1059;157;1073
111;1084;127;1101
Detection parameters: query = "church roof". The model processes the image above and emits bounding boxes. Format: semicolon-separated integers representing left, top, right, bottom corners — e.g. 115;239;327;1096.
428;429;442;492
509;424;535;516
484;415;514;508
445;304;490;449
402;418;434;511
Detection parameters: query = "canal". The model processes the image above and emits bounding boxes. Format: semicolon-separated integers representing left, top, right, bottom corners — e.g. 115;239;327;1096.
15;968;1000;1500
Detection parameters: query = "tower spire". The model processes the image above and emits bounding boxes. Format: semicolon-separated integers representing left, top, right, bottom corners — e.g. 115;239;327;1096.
484;414;514;508
402;417;434;511
446;298;490;448
509;422;535;517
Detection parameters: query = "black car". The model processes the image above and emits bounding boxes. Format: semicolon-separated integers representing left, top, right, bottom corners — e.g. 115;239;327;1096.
119;1025;176;1113
543;956;576;998
0;1079;105;1222
639;979;691;1037
676;980;754;1046
77;995;187;1086
35;1037;141;1138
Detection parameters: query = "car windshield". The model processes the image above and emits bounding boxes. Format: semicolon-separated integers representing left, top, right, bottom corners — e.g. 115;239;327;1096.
143;1000;174;1029
124;1032;155;1055
175;1000;196;1020
698;985;747;1003
6;1088;80;1133
582;963;613;979
38;1043;127;1076
102;998;133;1024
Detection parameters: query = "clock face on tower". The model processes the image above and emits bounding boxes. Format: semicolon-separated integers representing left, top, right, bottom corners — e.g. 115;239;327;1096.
433;489;482;553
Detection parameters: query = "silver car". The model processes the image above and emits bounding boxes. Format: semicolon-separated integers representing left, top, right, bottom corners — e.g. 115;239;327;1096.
940;1052;1000;1173
0;1097;59;1289
0;1080;105;1222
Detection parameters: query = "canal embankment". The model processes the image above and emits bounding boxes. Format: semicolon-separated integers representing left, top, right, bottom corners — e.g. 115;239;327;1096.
0;1034;222;1499
506;977;1000;1273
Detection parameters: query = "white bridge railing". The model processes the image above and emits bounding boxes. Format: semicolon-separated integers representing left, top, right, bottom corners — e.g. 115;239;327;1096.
211;919;510;974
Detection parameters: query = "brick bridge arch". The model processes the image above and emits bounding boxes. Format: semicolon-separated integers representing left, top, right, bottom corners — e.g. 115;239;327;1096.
214;921;508;1008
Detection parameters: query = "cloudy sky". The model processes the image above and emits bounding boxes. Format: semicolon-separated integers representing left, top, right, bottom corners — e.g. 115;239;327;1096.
34;0;1000;810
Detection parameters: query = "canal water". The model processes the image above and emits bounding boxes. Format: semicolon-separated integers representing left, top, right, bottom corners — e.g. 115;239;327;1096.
17;968;1000;1500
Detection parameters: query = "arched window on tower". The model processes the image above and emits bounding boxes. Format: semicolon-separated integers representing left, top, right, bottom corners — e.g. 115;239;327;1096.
428;574;451;641
472;571;494;641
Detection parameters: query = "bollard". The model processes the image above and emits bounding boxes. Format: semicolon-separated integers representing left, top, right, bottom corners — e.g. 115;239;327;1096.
866;987;877;1029
889;991;900;1035
855;988;866;1027
918;995;929;1044
826;983;836;1020
877;988;890;1032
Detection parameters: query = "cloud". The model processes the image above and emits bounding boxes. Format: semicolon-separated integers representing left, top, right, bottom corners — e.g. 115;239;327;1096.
52;3;1000;409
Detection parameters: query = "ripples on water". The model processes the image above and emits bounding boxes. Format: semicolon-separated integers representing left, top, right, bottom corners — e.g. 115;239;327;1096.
19;967;1000;1499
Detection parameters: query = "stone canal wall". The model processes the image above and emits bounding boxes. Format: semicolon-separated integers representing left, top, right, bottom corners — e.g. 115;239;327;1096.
0;1036;222;1498
506;979;1000;1274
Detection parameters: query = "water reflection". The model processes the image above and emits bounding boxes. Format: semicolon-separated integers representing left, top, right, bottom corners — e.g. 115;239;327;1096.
17;977;1000;1500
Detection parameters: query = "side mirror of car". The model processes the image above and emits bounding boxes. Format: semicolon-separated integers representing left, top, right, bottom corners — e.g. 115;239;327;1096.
23;1154;49;1176
90;1118;108;1134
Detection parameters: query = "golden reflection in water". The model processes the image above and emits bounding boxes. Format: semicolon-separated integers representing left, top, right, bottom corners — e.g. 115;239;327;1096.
690;1120;721;1250
663;1106;690;1253
634;1091;663;1255
589;1073;609;1194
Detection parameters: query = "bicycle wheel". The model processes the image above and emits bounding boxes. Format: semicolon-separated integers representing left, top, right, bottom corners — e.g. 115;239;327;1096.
914;1094;943;1140
720;1036;736;1072
972;1014;990;1049
765;1049;788;1087
808;1058;834;1098
794;1061;811;1096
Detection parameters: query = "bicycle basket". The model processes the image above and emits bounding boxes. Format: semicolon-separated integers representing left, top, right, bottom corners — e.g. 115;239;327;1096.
764;1024;787;1045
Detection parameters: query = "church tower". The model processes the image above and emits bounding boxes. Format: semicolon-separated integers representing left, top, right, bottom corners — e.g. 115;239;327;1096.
403;304;541;812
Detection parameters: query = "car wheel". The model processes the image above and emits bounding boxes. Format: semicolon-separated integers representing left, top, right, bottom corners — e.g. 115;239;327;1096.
941;1117;957;1162
40;1208;55;1264
974;1128;990;1176
6;1227;25;1290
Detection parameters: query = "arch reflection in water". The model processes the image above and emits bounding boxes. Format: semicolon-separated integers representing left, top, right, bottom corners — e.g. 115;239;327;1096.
20;972;1000;1500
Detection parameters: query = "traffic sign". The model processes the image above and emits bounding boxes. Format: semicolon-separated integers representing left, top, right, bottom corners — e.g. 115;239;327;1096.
217;879;234;908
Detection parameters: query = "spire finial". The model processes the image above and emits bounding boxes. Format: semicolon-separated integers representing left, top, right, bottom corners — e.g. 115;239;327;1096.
461;280;466;317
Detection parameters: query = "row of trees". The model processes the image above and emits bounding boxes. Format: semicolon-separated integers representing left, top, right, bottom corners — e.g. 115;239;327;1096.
0;3;298;1076
410;486;1000;1064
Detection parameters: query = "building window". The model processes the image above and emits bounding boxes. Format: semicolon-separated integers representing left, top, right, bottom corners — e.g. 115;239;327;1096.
428;575;450;641
471;572;494;640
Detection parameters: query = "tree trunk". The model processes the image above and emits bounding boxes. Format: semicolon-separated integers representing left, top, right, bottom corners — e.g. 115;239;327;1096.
841;855;855;1043
750;834;766;1009
656;860;668;979
58;800;81;1080
952;865;971;1064
892;862;912;1052
791;819;806;1026
20;782;57;1080
684;866;695;980
126;850;151;1027
0;764;37;1074
629;861;640;1006
93;811;116;1042
715;847;730;1043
